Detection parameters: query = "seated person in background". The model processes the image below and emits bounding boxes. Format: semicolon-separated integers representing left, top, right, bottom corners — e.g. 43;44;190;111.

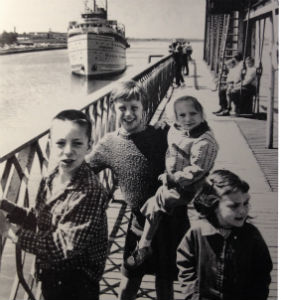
214;53;243;116
229;56;257;115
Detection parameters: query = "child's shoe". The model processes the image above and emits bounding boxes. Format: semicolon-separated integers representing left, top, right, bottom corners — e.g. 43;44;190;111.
126;246;152;269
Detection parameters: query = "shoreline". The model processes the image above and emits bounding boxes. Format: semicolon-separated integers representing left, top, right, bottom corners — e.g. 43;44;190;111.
0;45;67;55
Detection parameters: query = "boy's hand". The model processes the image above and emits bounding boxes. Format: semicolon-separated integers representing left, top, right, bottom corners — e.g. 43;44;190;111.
162;186;181;210
154;120;167;130
0;211;19;243
158;173;168;186
0;210;10;236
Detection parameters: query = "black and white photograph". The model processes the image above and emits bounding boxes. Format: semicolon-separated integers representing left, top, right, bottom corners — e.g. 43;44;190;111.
0;0;278;299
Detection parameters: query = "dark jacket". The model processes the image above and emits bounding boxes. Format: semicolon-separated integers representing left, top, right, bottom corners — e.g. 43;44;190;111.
177;218;272;300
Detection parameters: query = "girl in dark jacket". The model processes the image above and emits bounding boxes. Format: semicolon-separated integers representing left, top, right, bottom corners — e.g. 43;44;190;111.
177;169;272;300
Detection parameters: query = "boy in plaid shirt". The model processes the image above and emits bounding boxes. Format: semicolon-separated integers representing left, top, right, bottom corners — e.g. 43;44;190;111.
0;110;109;300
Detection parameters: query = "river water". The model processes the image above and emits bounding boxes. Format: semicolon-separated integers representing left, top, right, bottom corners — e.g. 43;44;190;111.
0;40;179;157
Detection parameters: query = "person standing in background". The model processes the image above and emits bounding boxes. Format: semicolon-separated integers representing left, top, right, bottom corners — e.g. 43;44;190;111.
182;42;189;75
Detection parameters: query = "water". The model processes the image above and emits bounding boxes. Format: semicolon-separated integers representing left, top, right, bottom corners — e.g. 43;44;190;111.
0;40;173;157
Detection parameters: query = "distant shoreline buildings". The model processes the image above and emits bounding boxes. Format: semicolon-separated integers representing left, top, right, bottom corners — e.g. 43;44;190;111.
0;29;203;55
0;30;67;54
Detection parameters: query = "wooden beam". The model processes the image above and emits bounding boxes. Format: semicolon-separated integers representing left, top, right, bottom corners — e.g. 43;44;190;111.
245;1;278;20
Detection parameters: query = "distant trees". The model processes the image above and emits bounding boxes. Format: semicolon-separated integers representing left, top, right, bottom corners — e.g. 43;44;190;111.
0;31;18;46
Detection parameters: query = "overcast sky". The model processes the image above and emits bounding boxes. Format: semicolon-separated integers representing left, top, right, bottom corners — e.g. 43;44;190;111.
0;0;206;38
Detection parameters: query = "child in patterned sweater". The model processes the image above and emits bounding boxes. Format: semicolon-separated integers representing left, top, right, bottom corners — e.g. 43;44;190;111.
88;80;187;300
127;95;219;268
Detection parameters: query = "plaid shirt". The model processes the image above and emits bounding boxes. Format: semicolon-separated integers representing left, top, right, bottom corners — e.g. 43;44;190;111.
10;162;109;282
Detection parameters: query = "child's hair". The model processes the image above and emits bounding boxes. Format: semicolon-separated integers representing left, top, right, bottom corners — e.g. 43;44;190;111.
194;169;250;216
110;80;148;111
167;95;205;123
51;109;92;141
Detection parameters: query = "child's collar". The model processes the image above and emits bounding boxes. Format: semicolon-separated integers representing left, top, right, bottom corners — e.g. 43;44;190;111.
199;218;232;238
117;125;147;138
173;121;210;138
45;161;87;190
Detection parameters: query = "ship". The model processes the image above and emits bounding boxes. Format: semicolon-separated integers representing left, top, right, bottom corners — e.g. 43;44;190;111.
67;0;129;76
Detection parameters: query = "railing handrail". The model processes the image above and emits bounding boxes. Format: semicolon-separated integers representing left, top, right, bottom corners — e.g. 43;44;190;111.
0;53;173;163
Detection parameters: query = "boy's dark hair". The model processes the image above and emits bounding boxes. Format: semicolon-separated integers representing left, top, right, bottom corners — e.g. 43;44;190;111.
52;109;92;141
110;80;148;111
194;169;250;216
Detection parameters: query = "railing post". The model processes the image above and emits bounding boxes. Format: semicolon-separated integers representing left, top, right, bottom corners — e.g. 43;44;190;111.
266;6;277;149
148;55;164;64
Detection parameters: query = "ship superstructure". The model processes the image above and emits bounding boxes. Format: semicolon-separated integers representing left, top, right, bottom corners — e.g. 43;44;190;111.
67;0;129;76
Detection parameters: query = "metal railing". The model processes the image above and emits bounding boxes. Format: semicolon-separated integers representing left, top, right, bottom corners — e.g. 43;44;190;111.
0;53;174;300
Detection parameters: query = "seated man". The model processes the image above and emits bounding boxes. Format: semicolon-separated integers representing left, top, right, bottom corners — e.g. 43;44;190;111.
214;53;243;116
229;57;256;115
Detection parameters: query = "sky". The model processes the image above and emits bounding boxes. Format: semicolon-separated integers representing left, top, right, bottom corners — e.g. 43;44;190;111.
0;0;206;39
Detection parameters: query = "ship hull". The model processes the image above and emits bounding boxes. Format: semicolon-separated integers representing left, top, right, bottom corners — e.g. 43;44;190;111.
68;33;127;76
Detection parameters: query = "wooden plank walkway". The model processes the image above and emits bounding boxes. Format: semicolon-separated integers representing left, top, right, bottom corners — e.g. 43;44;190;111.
234;118;278;192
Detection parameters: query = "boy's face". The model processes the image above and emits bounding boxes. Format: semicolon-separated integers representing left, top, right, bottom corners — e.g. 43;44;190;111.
215;191;250;228
175;101;203;131
114;98;144;134
50;120;91;175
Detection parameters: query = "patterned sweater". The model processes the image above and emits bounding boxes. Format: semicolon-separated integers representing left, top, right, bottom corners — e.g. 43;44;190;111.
88;125;168;209
166;121;219;189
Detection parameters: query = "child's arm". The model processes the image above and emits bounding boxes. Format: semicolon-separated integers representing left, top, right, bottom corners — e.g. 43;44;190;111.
170;138;218;188
87;136;111;174
177;229;199;299
0;199;37;231
11;182;109;263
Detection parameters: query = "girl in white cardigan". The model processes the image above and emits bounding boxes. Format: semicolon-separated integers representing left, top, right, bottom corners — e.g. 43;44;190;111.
126;95;219;269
